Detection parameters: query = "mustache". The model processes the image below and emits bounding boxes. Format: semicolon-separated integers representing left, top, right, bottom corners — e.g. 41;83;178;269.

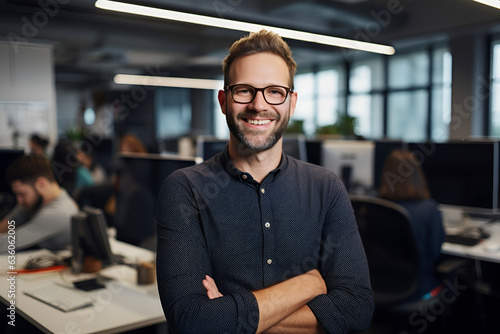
237;112;279;120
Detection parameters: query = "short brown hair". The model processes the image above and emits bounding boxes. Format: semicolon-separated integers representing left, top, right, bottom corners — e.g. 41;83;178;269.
120;134;147;153
222;29;297;90
6;154;56;184
378;149;430;201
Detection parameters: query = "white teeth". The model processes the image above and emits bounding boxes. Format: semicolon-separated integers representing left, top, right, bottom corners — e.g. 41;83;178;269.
247;119;271;125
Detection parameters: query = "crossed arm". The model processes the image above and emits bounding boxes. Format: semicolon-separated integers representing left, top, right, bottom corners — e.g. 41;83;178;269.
202;270;327;334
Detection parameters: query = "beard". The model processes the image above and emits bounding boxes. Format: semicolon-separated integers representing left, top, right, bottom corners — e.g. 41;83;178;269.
225;107;290;153
28;192;43;212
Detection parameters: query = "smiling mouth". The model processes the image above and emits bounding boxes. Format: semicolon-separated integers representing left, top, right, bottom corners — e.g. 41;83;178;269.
245;119;272;125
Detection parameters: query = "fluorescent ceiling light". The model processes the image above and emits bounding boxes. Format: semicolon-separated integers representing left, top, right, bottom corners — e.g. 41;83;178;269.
114;74;223;90
95;0;395;55
474;0;500;10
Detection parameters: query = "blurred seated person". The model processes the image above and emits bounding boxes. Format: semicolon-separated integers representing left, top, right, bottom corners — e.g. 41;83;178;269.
29;133;49;156
378;149;446;301
51;139;94;198
0;154;79;252
104;133;148;216
119;133;148;154
111;133;155;246
76;145;107;184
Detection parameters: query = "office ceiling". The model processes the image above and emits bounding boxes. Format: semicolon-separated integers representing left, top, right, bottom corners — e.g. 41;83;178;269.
1;0;500;89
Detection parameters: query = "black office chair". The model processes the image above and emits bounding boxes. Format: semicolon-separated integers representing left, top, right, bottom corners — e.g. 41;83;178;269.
350;195;472;333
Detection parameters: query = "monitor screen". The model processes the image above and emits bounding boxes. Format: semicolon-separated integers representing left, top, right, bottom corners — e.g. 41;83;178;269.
321;140;374;194
0;149;25;193
116;153;201;246
71;206;114;273
408;141;499;210
282;135;307;161
0;149;25;217
196;137;228;161
305;140;323;166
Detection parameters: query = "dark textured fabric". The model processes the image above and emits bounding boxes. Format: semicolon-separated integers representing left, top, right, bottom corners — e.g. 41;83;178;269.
397;199;445;300
156;147;374;334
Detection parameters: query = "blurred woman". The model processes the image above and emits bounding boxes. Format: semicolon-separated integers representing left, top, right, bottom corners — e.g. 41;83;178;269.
51;139;94;198
379;149;445;301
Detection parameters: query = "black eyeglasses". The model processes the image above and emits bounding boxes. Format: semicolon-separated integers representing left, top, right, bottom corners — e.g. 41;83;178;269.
225;84;292;105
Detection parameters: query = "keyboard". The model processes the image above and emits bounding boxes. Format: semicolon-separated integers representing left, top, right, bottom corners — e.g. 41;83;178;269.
24;281;94;312
445;234;483;246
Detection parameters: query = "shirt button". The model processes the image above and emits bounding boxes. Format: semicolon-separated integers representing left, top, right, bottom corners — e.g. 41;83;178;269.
265;222;270;229
267;259;272;265
261;188;265;194
242;174;248;180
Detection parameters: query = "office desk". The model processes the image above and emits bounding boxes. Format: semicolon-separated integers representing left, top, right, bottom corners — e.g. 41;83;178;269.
0;239;166;334
441;211;500;263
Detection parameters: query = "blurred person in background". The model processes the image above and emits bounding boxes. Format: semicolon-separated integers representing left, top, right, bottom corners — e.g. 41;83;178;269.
51;139;94;199
379;149;446;301
29;133;49;156
0;154;78;252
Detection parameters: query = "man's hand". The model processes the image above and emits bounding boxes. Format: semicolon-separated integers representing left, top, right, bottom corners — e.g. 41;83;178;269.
202;275;223;299
202;270;326;333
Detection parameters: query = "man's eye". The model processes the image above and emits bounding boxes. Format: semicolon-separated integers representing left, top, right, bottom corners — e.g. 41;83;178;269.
235;88;251;95
268;89;285;96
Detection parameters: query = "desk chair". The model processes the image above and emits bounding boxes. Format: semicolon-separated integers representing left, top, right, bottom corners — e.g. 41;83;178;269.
350;195;471;333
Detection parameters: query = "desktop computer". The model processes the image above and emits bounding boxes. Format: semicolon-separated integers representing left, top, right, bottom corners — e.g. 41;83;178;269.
321;140;375;194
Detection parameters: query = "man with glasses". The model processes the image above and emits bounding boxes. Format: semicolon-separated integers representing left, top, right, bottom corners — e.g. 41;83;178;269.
156;30;374;333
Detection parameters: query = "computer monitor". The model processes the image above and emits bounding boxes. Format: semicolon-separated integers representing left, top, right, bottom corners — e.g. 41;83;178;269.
305;140;323;166
408;141;499;211
116;153;202;246
71;206;115;273
0;149;25;193
282;135;308;161
196;136;228;161
0;149;25;218
321;140;375;194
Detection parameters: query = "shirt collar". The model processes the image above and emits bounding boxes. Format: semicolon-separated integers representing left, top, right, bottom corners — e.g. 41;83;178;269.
221;146;286;183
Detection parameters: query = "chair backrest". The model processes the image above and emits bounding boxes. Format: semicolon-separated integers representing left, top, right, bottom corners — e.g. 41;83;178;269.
350;195;420;306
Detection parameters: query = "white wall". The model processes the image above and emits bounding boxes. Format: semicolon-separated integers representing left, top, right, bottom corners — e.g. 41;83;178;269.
0;41;56;151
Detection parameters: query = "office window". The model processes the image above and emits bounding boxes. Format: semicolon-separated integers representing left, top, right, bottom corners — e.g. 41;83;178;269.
213;91;229;139
348;58;384;139
431;48;452;141
388;51;429;89
384;48;452;142
387;51;429;141
387;90;428;141
491;40;500;137
156;88;191;138
294;73;316;135
292;68;344;136
317;69;341;127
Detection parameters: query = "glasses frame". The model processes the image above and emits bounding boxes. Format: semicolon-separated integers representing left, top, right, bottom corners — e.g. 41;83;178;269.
225;84;293;105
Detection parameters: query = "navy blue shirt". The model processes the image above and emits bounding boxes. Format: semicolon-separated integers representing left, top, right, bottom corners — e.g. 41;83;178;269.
156;147;374;334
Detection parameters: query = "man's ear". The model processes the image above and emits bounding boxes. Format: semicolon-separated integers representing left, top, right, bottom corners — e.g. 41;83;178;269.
218;90;227;115
33;177;47;192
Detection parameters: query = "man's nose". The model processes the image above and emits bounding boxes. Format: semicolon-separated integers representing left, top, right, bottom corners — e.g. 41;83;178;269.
248;91;269;111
